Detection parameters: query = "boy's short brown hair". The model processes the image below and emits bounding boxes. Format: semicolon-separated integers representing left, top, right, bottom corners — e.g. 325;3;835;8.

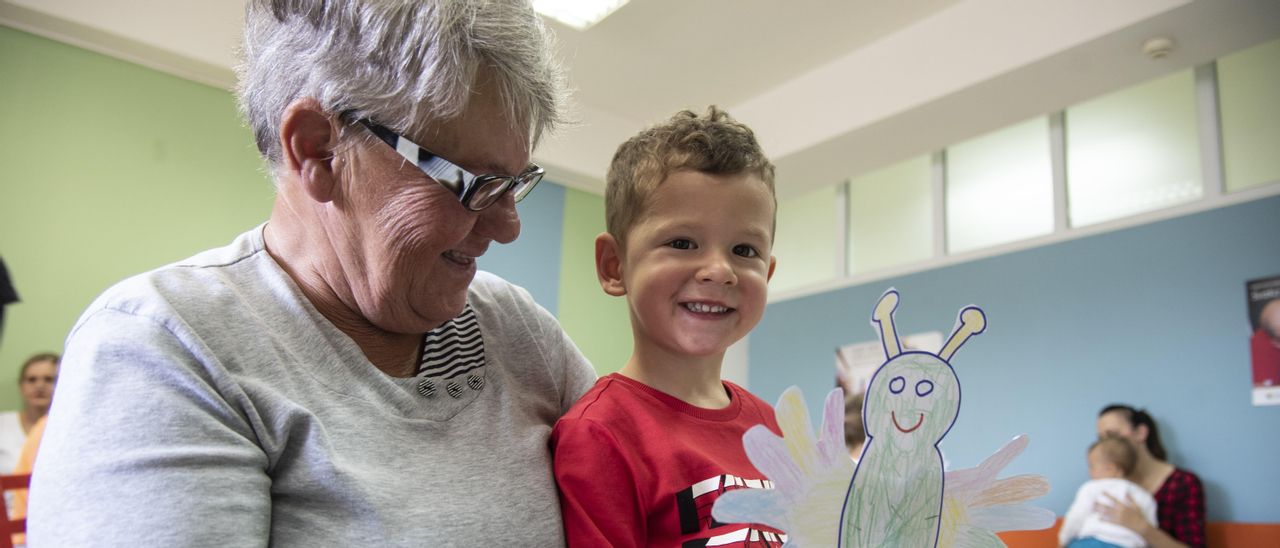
1090;435;1138;476
604;106;776;244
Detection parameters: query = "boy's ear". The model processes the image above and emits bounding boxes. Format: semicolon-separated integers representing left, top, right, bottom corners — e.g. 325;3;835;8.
280;97;340;203
767;255;777;282
595;232;627;297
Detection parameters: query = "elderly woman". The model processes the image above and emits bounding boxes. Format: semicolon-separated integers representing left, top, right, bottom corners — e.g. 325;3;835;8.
28;0;595;545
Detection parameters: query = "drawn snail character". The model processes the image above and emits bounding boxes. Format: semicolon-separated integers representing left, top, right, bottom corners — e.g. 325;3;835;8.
839;289;986;547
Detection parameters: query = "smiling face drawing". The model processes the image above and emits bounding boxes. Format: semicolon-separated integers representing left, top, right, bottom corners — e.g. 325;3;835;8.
839;289;985;548
863;353;960;452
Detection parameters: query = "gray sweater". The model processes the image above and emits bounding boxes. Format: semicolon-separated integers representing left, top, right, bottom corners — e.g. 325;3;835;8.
28;226;596;547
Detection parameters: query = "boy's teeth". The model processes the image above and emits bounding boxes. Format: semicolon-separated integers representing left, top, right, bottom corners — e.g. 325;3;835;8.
684;302;729;314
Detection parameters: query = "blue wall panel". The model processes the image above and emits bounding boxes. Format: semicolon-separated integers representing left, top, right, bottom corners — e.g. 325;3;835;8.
749;194;1280;522
478;180;566;315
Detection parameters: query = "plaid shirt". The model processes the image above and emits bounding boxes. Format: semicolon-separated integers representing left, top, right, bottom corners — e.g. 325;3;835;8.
1154;468;1206;548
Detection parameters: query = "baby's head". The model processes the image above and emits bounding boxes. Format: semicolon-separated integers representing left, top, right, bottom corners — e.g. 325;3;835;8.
1087;435;1137;480
597;107;778;358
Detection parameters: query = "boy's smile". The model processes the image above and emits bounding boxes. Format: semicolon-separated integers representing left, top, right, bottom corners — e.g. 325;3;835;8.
602;169;776;365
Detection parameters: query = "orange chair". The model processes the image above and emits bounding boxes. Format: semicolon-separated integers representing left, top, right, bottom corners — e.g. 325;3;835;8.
998;518;1061;547
997;517;1280;548
0;473;32;548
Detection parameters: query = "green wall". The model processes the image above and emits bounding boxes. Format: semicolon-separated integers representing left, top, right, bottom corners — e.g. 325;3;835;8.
1218;37;1280;192
555;188;631;375
771;185;838;292
0;25;629;411
0;26;275;409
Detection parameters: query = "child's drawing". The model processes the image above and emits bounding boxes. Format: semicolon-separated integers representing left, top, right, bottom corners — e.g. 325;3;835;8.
713;289;1054;547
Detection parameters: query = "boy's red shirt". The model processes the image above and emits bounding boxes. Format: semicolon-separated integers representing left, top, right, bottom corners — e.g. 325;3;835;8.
551;373;786;547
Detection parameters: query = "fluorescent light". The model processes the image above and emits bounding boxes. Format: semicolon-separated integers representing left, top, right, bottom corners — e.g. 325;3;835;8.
533;0;630;30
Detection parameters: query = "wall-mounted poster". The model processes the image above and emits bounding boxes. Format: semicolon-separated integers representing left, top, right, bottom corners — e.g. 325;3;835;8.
836;331;942;398
1247;275;1280;406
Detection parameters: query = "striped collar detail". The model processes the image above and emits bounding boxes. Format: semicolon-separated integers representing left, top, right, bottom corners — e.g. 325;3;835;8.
415;304;486;399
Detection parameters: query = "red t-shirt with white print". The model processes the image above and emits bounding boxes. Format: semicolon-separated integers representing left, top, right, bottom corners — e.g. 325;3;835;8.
552;373;786;547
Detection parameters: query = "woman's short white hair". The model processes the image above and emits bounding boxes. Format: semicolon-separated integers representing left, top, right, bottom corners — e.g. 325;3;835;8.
236;0;567;167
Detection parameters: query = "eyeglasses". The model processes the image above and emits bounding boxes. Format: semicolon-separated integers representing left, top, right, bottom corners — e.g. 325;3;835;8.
355;118;544;211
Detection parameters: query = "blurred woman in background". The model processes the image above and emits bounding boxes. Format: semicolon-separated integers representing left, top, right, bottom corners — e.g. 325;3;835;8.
1095;404;1205;548
0;353;57;473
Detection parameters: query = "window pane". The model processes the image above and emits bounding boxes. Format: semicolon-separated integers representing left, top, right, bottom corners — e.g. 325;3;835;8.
1066;70;1202;227
945;117;1054;254
771;185;837;292
848;155;933;273
1218;38;1280;193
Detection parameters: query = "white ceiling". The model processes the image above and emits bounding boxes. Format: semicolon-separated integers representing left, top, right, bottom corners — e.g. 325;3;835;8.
3;0;1279;198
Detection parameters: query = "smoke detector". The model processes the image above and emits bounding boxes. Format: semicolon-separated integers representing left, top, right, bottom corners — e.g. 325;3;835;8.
1143;37;1175;59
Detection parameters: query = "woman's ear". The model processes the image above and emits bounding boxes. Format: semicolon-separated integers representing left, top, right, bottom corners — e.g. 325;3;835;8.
595;232;627;297
1134;423;1150;443
279;98;339;203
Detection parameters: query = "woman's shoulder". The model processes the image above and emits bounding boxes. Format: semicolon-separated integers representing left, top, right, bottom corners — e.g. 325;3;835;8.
1166;468;1204;488
1155;467;1205;502
77;226;272;325
0;411;19;430
0;411;23;441
468;271;540;315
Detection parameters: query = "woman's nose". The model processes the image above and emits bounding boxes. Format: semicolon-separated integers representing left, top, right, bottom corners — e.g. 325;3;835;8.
473;192;521;244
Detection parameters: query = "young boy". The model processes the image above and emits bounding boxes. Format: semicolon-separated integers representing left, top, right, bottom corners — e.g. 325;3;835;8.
1059;436;1158;548
551;107;785;547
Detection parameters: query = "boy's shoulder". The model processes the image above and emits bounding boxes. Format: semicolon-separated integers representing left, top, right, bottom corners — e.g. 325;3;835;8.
560;374;634;422
723;380;778;423
553;374;671;448
559;373;699;427
557;375;777;431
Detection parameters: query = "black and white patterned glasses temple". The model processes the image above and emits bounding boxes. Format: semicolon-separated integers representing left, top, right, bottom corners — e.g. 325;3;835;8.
354;117;544;211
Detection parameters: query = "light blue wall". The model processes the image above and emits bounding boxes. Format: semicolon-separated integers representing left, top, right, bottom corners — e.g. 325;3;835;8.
748;194;1280;523
478;180;566;315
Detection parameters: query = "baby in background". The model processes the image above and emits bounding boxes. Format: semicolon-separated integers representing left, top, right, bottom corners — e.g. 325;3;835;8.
1059;436;1158;548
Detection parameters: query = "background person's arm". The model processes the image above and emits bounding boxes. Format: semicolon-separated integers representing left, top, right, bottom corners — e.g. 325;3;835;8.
1100;492;1199;548
27;307;270;546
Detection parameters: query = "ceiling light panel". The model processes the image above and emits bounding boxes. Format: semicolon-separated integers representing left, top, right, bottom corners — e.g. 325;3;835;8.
533;0;630;30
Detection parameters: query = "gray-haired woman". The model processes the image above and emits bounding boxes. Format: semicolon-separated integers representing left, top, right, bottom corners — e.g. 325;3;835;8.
28;1;595;545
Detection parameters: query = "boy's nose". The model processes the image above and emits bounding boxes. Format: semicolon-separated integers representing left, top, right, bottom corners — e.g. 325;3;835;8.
697;255;737;285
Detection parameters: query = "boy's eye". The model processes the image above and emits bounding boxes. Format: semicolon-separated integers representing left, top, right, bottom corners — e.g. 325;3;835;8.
667;239;694;250
733;244;759;258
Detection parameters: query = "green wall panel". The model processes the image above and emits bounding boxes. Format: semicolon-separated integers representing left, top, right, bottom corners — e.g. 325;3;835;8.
1218;37;1280;193
0;26;274;409
946;117;1054;252
555;188;630;376
1066;70;1202;226
771;185;838;292
848;155;933;274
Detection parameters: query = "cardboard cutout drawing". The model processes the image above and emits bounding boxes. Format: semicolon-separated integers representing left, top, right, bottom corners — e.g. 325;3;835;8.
714;289;1054;547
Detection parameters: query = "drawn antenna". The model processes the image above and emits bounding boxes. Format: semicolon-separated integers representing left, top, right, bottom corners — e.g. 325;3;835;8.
939;306;986;361
872;289;902;359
